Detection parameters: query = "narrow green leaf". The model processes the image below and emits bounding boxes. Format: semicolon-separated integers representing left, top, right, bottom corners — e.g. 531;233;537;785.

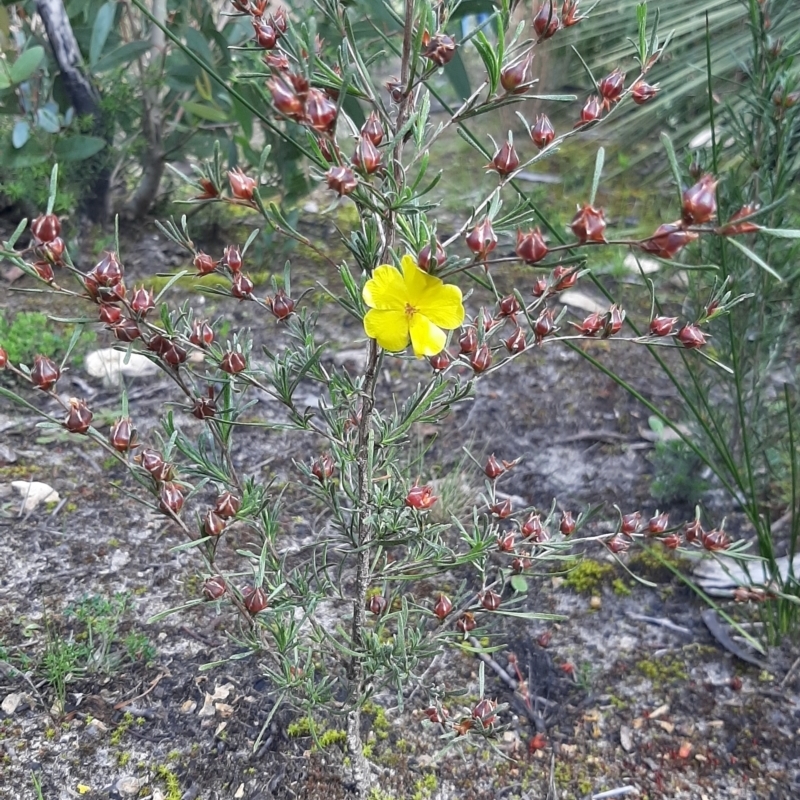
92;40;152;73
89;2;116;67
757;227;800;239
46;164;58;216
589;146;604;207
53;135;107;161
726;237;783;281
11;120;30;149
10;46;44;84
660;131;684;208
181;101;230;122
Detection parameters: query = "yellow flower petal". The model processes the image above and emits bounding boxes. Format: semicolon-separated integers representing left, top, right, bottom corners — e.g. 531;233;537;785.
409;313;447;358
401;253;431;299
416;282;464;329
364;308;410;352
363;264;407;310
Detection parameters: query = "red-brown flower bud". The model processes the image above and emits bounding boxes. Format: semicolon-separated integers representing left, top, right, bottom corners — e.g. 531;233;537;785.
194;252;217;275
717;205;760;236
31;355;60;390
466;218;497;259
516;228;548;264
491;498;512;519
243;586;269;614
352;136;382;175
33;260;54;282
190;320;215;348
112;319;141;343
682;174;718;225
533;2;560;39
598;68;625;106
361;111;384;146
326;165;358;196
204;510;227;537
270;289;295;320
159;482;185;515
223;245;243;273
418;240;446;272
570;204;606;243
561;0;585;26
43;237;65;263
534;308;555;340
311;452;335;481
270;7;287;34
64;398;93;434
676;324;707;349
203;576;227;601
368;594;387;615
488;141;520;176
501;55;533;94
265;50;290;70
684;519;703;543
147;333;170;356
214;490;241;519
606;534;630;553
511;556;531;573
405;483;438;510
504;327;527;354
531;277;548;297
661;532;682;550
571;312;604;337
640;222;699;259
231;272;254;300
484;455;506;480
99;304;122;325
130;286;155;316
140;449;172;482
631;81;659;105
305;88;338;133
192;396;217;419
221;351;247;374
621;512;641;535
531;114;555;149
456;612;477;634
110;417;136;452
702;528;730;551
0;347;8;368
522;514;548;543
470;344;493;373
386;78;404;103
552;265;578;291
497;530;516;552
498;294;521;317
458;327;478;355
429;350;452;371
560;510;576;535
649;316;677;337
31;214;61;244
228;167;257;201
648;511;669;535
161;341;188;368
578;95;602;125
267;78;304;118
424;706;449;724
421;32;456;66
603;304;625;337
92;252;123;287
196;177;219;200
536;630;552;648
253;20;277;49
480;590;502;611
433;593;453;620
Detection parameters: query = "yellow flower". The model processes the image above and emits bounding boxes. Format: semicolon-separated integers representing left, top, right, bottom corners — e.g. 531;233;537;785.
363;255;465;357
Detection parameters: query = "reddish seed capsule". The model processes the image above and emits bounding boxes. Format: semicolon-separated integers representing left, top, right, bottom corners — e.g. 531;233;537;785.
223;245;243;273
531;277;548;297
533;1;560;39
571;312;604;337
534;308;555;340
511;556;531;573
571;204;606;243
130;286;155;316
500;55;533;94
140;449;171;482
472;698;497;726
504;327;526;354
603;305;625;337
433;594;453;620
231;273;254;300
361;111;384;146
221;351;247;374
488;141;520;176
195;177;219;200
497;531;516;553
684;519;703;543
352;136;382;175
31;355;60;390
648;511;669;535
109;417;136;452
470;344;492;373
631;81;659;105
702;528;730;551
214;491;241;519
147;333;170;357
560;511;576;535
204;510;227;537
0;347;7;368
311;453;335;481
367;595;387;615
458;327;478;355
92;252;123;287
552;265;578;292
718;205;760;236
562;0;585;27
265;50;290;70
98;304;122;325
305;88;338;134
578;95;602;125
649;316;677;337
683;174;718;225
424;706;449;724
516;228;548;264
267;78;303;118
203;576;227;601
33;261;54;282
228;167;257;201
598;68;626;106
456;612;477;634
243;586;269;615
531;114;555;149
192;396;216;419
466;218;497;259
326;165;358;196
730;676;743;691
676;324;707;349
190;320;214;348
161;342;188;368
405;483;438;510
271;289;295;320
484;455;505;480
499;294;521;317
480;590;502;611
606;534;630;553
661;532;682;550
421;32;456;66
194;252;217;275
43;237;65;263
491;498;512;519
428;350;451;371
31;213;61;244
418;240;446;272
536;630;552;648
159;482;185;515
64;398;93;434
621;512;641;535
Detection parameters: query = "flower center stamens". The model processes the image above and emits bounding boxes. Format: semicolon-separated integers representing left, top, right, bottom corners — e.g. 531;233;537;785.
405;302;417;318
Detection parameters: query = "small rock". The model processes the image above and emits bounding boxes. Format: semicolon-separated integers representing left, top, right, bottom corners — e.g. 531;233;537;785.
110;550;131;570
84;347;158;388
115;777;143;797
85;719;107;738
589;596;602;610
620;725;633;752
558;290;605;315
181;700;197;714
657;720;675;734
0;443;18;465
649;703;669;719
623;253;660;274
2;692;27;715
10;481;60;511
153;790;166;800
